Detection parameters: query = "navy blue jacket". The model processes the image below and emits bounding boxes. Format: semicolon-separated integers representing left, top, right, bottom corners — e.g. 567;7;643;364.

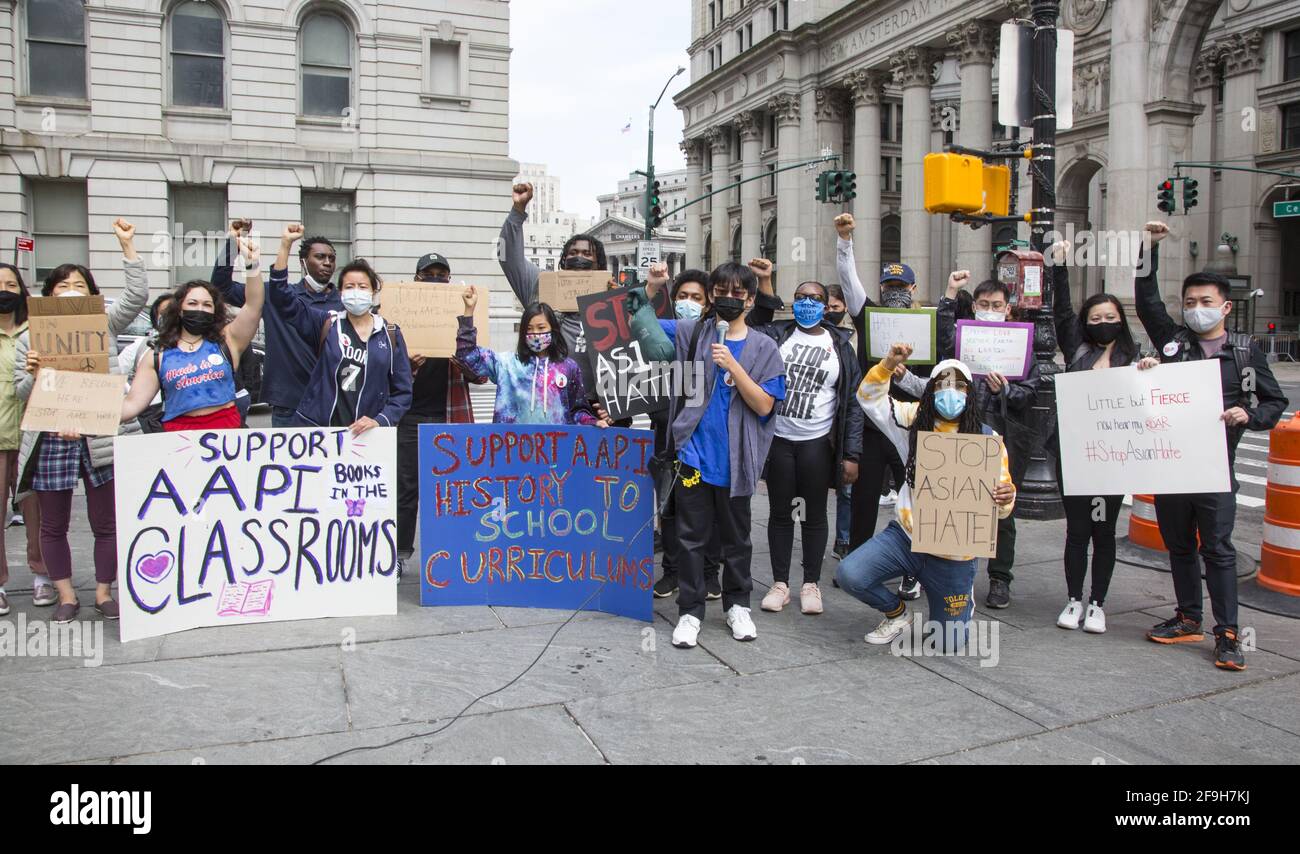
212;238;342;410
266;268;413;428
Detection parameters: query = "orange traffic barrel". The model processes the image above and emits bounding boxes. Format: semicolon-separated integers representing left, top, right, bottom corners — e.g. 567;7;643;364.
1261;416;1300;596
1127;494;1167;552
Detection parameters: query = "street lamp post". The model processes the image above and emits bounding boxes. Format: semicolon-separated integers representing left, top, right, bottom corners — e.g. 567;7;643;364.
644;66;686;241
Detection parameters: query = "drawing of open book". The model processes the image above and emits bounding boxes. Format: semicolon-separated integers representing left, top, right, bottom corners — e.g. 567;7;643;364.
216;579;274;617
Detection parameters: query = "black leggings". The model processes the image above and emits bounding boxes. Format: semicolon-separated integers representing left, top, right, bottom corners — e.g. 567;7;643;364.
849;426;905;550
766;434;834;584
1062;493;1123;605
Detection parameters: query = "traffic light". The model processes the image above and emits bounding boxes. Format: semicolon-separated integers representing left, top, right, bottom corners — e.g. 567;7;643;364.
842;170;857;200
1268;322;1277;335
1183;177;1199;211
828;171;844;199
1157;179;1176;214
649;180;664;229
815;171;829;202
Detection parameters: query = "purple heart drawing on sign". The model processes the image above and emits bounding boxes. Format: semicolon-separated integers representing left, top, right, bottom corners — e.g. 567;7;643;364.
135;552;174;584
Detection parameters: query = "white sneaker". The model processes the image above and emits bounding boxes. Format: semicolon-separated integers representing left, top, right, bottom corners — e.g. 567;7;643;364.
32;582;58;607
1083;602;1106;634
672;614;701;649
864;609;912;645
760;582;790;612
726;605;757;642
879;490;898;506
1057;599;1083;630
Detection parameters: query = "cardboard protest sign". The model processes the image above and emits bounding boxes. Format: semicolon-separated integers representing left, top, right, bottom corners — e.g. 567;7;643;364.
538;270;611;313
114;427;398;642
864;307;937;364
418;424;655;621
910;430;1003;559
1055;360;1230;496
955;319;1034;380
576;288;671;420
378;281;489;358
21;369;125;435
27;295;110;373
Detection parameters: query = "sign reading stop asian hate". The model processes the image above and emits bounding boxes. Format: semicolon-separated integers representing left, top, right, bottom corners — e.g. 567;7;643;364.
418;424;655;621
910;430;1003;559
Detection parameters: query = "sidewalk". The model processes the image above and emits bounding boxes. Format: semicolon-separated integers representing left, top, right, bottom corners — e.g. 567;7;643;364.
2;493;1298;765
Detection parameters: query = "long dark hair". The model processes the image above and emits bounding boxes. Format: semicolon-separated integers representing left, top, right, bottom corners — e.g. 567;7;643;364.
896;370;984;489
517;302;567;363
42;263;99;296
156;280;229;350
1077;293;1138;363
0;263;31;324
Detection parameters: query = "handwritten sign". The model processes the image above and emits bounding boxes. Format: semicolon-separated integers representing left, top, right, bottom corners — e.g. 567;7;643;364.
1055;361;1230;496
538;270;610;313
864;307;937;364
955;319;1034;380
576;288;670;420
418;424;654;621
378;281;489;358
910;430;1003;558
28;295;110;373
114;428;398;642
21;369;125;435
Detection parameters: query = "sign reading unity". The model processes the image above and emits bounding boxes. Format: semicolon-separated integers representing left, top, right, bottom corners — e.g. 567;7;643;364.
910;430;1003;559
418;424;654;621
378;281;489;358
1055;361;1230;496
28;295;110;373
576;288;670;420
864;307;937;364
114;428;398;642
955;319;1034;380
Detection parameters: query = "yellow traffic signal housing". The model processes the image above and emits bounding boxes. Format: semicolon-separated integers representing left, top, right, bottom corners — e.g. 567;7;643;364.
924;152;984;213
981;164;1011;217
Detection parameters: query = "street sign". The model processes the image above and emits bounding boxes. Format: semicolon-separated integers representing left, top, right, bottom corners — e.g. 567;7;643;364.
637;240;661;270
1274;200;1300;218
998;24;1074;130
16;237;34;252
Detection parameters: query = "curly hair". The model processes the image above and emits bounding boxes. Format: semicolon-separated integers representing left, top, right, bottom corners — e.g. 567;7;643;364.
560;233;608;269
894;370;985;489
298;236;336;261
156;280;229;351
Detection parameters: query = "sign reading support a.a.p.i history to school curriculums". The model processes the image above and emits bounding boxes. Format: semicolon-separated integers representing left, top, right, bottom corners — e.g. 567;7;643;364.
1055;361;1230;496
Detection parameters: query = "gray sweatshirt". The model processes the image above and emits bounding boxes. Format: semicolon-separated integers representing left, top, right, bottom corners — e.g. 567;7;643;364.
498;208;585;353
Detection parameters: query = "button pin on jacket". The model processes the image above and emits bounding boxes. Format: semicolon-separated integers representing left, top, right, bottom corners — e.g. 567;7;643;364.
1162;341;1180;358
554;373;567;389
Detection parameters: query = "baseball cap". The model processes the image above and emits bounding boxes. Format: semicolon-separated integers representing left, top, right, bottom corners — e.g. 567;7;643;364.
930;359;974;383
880;262;916;286
415;253;451;276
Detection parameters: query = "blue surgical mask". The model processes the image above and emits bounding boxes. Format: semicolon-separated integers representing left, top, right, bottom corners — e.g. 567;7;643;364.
935;388;967;421
793;298;825;328
341;289;373;316
675;299;703;320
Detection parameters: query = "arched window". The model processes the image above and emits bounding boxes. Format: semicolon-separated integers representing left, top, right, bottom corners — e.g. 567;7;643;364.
882;214;901;263
170;1;226;108
730;225;741;264
301;10;353;118
761;217;777;262
25;0;87;99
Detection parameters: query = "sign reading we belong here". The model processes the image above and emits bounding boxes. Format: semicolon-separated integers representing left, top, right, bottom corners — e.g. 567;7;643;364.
1055;360;1230;496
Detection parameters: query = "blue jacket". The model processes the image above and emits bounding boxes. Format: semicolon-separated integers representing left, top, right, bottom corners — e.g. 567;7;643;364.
266;268;413;428
212;238;342;410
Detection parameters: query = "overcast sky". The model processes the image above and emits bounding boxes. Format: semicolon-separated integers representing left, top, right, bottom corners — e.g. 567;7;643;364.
508;0;691;220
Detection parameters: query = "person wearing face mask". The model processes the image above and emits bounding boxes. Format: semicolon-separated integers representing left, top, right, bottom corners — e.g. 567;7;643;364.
837;344;1016;647
15;218;150;624
118;295;175;434
0;263;50;616
212;222;342;427
266;256;412;435
935;276;1042;609
119;237;265;433
631;262;787;649
1047;240;1160;635
1134;221;1287;671
744;280;863;615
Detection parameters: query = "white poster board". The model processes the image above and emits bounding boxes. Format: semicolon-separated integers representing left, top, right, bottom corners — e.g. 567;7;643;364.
864;307;937;364
1055;361;1230;496
114;427;398;642
955;320;1034;380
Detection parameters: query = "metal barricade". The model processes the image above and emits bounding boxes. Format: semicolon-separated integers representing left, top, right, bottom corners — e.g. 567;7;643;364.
1252;332;1298;362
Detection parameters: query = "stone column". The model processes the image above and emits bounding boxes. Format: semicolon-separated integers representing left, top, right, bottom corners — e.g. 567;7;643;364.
892;45;938;301
847;69;886;291
1216;29;1266;306
815;86;848;284
736;110;764;263
769;92;802;298
1102;0;1150;298
706;125;730;269
682;138;704;267
948;19;998;277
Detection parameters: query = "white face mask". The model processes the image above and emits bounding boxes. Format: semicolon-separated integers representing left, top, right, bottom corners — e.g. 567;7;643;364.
341;289;373;316
58;290;86;298
1183;305;1225;334
975;310;1006;323
675;299;703;320
302;266;331;293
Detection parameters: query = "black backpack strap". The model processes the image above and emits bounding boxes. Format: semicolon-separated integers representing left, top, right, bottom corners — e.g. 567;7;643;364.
152;344;165;402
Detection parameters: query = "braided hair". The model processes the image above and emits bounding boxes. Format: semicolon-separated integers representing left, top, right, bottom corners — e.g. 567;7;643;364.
893;369;984;489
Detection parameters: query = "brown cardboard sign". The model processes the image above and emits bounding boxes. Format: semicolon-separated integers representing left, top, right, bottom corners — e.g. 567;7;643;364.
21;368;126;436
27;295;110;373
377;282;490;358
537;270;610;313
910;430;1004;559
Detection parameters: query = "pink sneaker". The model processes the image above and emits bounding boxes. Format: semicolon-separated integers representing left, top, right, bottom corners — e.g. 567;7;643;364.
800;583;823;615
761;582;790;612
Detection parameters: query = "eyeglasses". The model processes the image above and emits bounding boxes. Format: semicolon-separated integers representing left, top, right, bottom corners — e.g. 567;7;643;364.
975;300;1007;312
795;293;827;304
935;379;970;392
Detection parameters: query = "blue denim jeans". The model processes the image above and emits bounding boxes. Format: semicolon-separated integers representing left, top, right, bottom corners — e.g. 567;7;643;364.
835;483;852;544
271;406;297;428
835;521;978;649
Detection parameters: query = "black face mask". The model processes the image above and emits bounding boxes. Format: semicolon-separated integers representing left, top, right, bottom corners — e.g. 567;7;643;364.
417;274;451;284
713;296;746;322
181;310;216;336
561;256;595;271
825;310;846;326
1085;320;1123;346
0;291;21;314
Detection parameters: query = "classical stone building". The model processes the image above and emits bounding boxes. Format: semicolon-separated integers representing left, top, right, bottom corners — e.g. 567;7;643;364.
677;0;1300;332
1;0;518;339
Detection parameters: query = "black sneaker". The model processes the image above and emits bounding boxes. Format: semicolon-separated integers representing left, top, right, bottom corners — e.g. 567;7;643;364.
396;557;404;580
654;529;663;554
1214;630;1246;670
705;570;722;601
898;575;921;601
653;574;678;598
1147;612;1205;644
832;540;850;560
985;578;1011;609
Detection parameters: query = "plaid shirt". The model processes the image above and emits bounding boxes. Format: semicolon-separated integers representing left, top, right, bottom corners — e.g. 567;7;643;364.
33;436;113;492
447;359;482;424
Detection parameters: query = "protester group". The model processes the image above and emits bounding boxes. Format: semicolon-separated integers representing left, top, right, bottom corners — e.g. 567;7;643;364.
0;179;1285;673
